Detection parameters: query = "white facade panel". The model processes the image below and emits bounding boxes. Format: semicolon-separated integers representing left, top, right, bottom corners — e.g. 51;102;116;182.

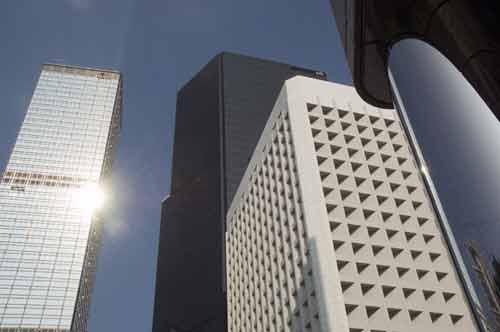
226;76;479;332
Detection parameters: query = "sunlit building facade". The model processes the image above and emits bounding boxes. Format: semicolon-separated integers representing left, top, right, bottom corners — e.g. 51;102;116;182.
0;64;122;332
226;76;481;332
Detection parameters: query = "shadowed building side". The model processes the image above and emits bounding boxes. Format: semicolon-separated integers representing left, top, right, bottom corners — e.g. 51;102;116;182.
152;53;326;332
153;57;224;332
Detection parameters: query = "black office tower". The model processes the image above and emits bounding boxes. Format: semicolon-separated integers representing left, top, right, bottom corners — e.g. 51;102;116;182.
152;53;326;332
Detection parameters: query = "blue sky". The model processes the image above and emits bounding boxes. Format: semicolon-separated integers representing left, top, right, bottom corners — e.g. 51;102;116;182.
1;1;499;331
0;1;350;331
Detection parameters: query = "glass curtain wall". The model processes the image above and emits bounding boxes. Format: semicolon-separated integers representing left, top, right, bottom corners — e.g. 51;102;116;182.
388;38;500;331
0;65;121;331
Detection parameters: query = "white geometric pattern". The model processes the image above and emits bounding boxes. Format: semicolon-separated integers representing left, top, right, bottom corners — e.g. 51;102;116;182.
226;76;479;332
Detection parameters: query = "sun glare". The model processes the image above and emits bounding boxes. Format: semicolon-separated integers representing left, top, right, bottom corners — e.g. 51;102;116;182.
75;183;106;212
420;165;429;176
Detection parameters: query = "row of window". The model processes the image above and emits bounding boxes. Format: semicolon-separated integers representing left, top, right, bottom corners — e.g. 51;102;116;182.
13;143;107;155
306;103;474;331
20;121;111;133
31;98;113;108
4;162;102;174
0;285;78;294
0;217;90;228
0;297;77;305
39;77;117;86
0;264;85;273
13;144;106;154
10;154;105;165
33;89;115;99
36;85;115;94
0;210;90;221
29;105;114;116
228;112;320;332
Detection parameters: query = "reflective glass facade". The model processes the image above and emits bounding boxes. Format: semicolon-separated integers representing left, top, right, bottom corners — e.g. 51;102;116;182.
154;53;326;332
388;39;500;331
0;64;122;332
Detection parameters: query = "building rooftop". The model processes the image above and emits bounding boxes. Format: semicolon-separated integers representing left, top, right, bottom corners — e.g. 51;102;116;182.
42;63;121;79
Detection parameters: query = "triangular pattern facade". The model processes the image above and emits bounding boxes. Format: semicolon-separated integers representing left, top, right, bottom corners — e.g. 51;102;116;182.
226;78;479;332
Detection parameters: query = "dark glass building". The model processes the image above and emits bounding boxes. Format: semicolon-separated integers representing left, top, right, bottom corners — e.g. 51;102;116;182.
152;52;326;332
329;0;500;120
330;2;500;330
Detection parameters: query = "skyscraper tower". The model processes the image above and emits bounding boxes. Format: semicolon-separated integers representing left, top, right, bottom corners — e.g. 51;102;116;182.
0;64;122;332
226;76;481;332
153;52;326;332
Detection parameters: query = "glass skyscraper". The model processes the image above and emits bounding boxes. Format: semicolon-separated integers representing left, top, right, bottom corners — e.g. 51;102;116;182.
0;64;122;332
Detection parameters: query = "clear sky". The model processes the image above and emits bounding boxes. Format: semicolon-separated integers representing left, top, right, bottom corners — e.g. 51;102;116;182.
1;1;499;332
0;1;350;331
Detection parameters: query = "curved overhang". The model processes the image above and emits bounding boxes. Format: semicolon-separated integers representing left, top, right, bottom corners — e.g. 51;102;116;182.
330;0;500;120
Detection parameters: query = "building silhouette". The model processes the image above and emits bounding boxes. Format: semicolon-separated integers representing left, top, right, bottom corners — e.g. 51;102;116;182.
152;53;326;332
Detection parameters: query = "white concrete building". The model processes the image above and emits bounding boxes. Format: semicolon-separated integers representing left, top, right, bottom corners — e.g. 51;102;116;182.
225;76;480;332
